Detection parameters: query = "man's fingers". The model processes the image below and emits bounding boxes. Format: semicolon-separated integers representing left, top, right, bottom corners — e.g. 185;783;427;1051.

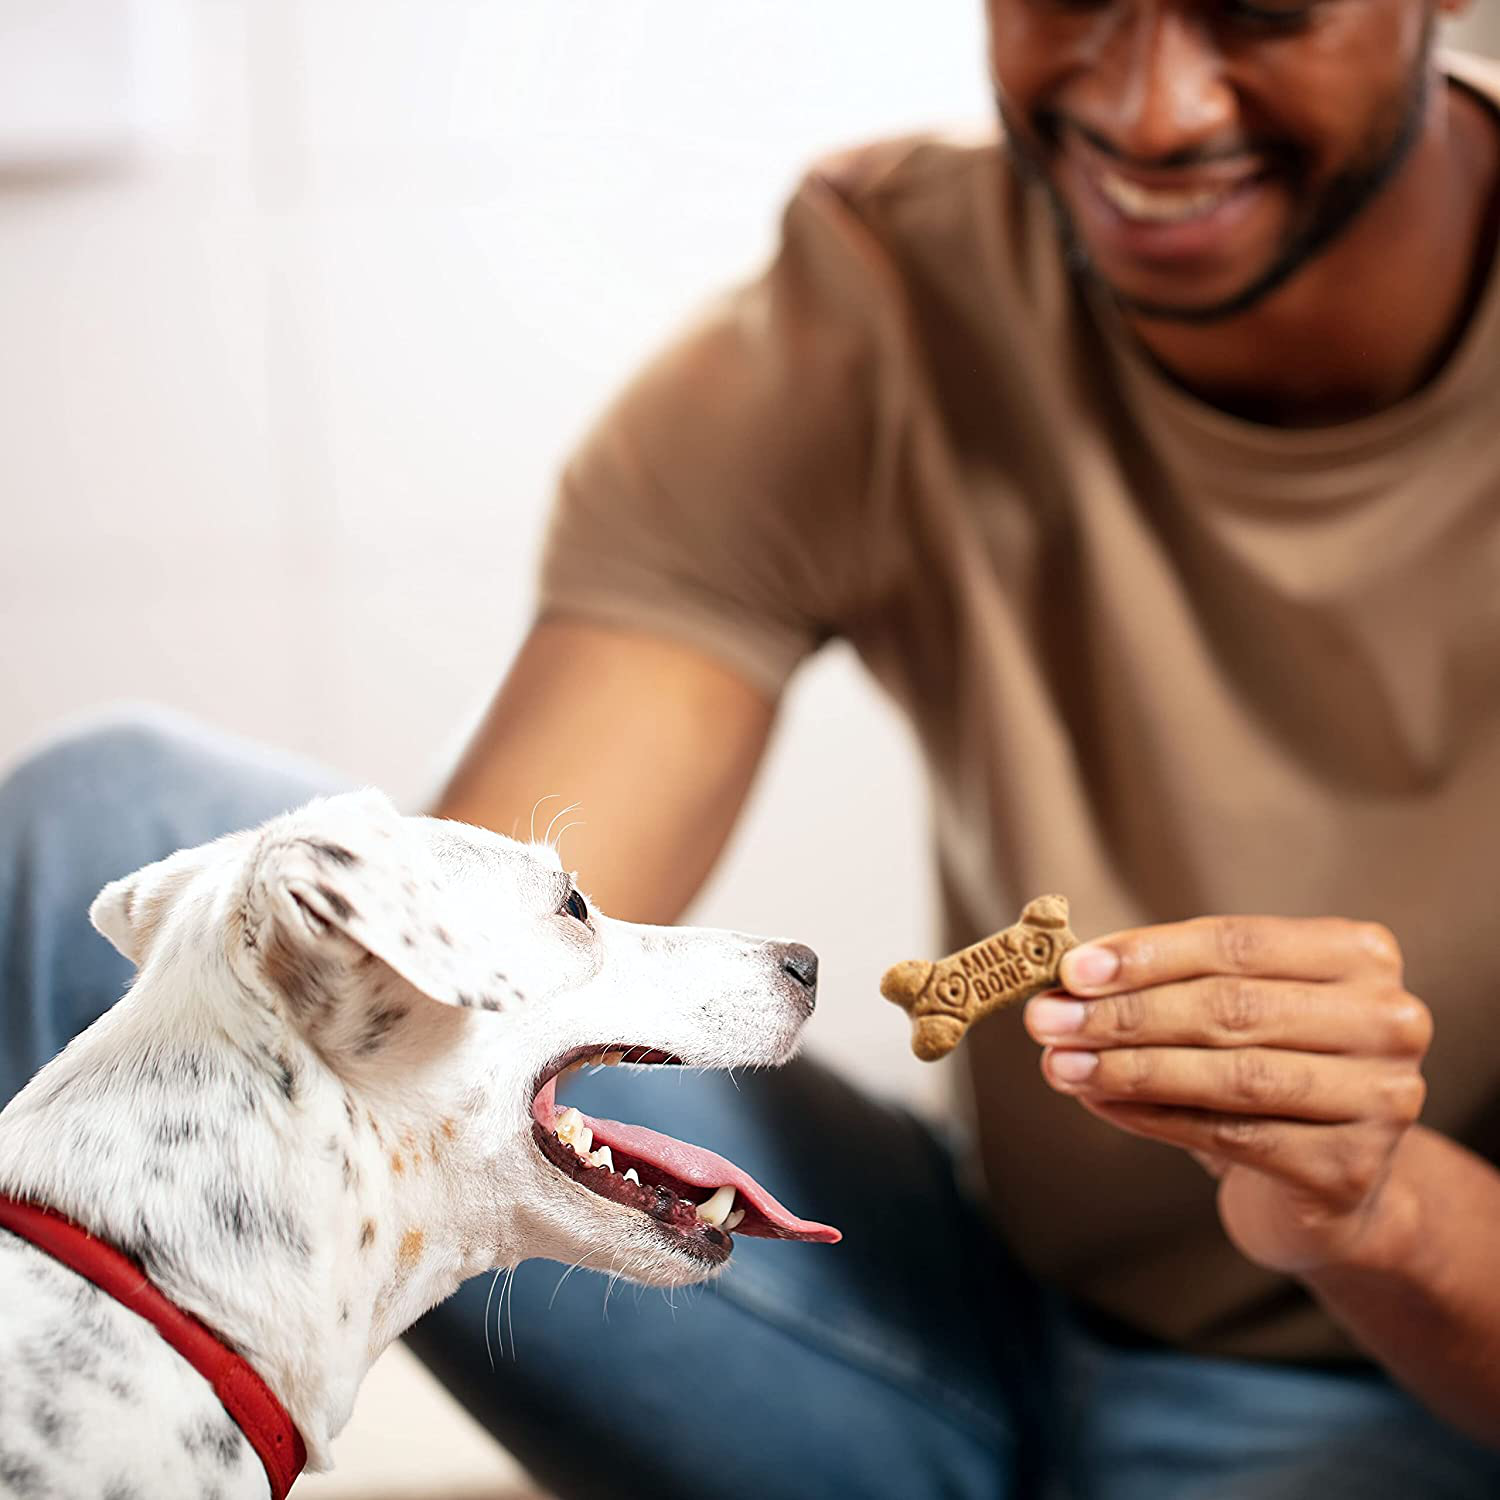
1082;1101;1400;1214
1059;915;1403;996
1026;978;1432;1058
1042;1044;1427;1124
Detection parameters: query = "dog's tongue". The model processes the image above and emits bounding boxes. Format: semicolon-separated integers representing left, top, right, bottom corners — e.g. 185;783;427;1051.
585;1112;840;1243
533;1077;839;1243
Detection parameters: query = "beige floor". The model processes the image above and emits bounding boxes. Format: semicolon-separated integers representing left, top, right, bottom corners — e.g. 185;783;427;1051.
298;1342;540;1499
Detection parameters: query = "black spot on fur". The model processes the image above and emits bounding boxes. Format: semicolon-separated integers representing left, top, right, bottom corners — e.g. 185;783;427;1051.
257;1046;299;1102
0;1449;44;1496
154;1116;202;1148
341;1152;358;1191
29;1396;71;1444
316;883;356;924
355;1003;410;1055
401;931;417;947
203;1183;310;1259
339;1303;350;1325
359;1220;376;1250
433;925;454;947
308;840;360;868
180;1413;245;1468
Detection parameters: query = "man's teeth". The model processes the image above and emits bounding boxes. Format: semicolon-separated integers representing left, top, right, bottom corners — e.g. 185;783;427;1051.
695;1186;737;1228
1096;168;1235;224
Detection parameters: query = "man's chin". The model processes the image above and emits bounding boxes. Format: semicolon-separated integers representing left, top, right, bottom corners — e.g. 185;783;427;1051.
1090;265;1288;326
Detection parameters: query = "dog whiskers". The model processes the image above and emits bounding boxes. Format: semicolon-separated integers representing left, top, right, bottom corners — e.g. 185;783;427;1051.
483;1266;504;1371
542;801;583;849
549;1247;605;1311
528;794;563;846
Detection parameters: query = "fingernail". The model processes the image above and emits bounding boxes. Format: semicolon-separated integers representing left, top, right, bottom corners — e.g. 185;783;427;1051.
1029;997;1086;1036
1049;1050;1099;1086
1063;945;1119;991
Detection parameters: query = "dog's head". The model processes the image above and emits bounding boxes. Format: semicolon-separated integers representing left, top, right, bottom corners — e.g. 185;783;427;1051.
90;790;837;1294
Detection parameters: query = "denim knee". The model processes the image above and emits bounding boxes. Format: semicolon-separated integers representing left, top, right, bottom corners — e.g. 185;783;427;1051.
1;706;205;824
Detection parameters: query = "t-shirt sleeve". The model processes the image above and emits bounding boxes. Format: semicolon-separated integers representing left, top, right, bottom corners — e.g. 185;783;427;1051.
536;167;894;701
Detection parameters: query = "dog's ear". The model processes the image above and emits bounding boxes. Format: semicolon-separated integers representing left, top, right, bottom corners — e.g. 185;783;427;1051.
248;788;518;1017
91;844;215;967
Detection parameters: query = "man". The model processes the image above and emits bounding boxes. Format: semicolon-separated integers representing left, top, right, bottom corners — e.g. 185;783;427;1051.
4;1;1500;1495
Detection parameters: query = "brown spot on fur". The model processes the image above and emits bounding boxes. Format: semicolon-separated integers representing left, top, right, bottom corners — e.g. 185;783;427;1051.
359;1220;376;1250
390;1153;405;1176
261;919;329;1018
398;1229;424;1269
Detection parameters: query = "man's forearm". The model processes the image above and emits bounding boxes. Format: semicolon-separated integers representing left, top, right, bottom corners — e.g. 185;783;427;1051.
1303;1125;1500;1447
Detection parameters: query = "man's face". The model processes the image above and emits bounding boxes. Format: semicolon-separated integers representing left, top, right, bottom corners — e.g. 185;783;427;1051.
987;0;1441;322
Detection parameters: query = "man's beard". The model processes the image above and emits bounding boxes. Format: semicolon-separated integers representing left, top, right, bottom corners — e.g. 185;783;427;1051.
999;43;1433;325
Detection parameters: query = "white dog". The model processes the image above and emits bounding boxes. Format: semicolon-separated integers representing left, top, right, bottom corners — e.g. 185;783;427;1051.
0;790;836;1498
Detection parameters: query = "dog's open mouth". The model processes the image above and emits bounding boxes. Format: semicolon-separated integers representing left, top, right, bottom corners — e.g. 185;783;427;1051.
530;1046;840;1266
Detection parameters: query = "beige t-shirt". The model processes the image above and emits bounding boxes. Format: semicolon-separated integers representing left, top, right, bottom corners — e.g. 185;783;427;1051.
539;53;1500;1363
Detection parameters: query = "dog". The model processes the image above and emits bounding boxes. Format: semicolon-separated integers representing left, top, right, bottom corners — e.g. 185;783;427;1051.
0;789;837;1497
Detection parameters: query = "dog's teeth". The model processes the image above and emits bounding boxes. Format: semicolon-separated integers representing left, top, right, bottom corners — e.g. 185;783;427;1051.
603;1050;626;1066
557;1107;593;1157
695;1186;737;1227
623;1168;640;1185
723;1208;745;1231
590;1146;614;1172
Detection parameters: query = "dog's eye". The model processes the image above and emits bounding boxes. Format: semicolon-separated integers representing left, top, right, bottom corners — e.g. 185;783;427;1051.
562;889;590;924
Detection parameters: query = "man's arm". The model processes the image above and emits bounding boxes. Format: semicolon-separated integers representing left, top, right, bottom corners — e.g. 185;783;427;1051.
432;618;776;924
1301;1125;1500;1449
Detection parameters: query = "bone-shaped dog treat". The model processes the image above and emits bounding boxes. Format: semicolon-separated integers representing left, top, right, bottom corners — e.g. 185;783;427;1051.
881;895;1079;1060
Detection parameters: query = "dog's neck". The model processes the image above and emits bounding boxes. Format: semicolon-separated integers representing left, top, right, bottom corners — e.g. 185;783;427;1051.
0;949;520;1469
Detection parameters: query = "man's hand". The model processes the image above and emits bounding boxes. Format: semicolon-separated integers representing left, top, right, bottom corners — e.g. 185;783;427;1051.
1024;917;1433;1276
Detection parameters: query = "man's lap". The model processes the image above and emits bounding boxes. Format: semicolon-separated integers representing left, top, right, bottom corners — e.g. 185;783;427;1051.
3;709;1496;1500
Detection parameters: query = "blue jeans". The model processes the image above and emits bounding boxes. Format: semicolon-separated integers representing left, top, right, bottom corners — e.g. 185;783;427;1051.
3;710;1498;1500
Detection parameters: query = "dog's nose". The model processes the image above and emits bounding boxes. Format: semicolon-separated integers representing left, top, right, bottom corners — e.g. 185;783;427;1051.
781;943;819;1008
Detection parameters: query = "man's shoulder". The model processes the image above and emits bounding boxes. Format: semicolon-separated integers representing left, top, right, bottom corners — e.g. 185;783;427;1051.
808;129;1005;201
795;128;1015;241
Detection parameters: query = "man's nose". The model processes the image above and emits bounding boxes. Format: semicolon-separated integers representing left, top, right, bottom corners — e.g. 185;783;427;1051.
780;943;819;1011
1088;5;1237;164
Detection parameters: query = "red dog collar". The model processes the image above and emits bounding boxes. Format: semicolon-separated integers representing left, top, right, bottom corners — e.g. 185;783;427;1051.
0;1194;306;1498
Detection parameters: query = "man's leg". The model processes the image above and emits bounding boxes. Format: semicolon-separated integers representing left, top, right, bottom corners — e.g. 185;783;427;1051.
1061;1313;1500;1500
1;711;1043;1500
406;1056;1045;1500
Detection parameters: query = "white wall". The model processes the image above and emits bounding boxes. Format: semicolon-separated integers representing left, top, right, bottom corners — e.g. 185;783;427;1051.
3;4;1496;1114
